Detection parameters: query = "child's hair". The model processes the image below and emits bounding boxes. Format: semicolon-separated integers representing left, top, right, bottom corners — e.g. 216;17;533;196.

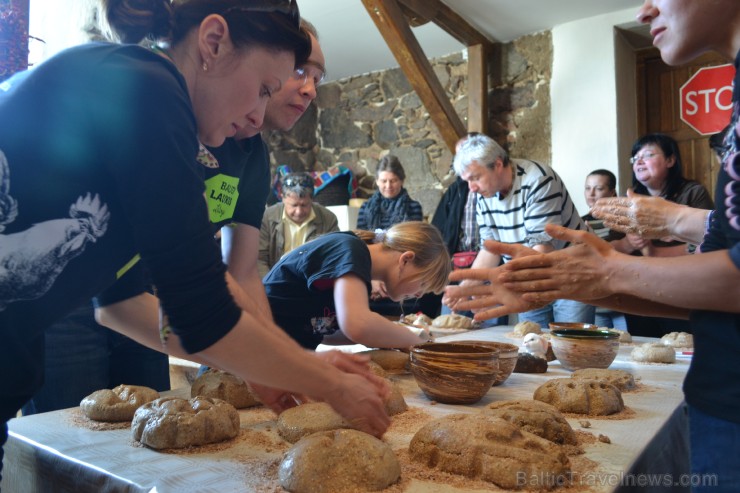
354;221;451;295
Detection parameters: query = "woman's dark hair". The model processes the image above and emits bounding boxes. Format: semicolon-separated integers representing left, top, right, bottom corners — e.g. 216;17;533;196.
630;133;685;200
99;0;310;65
376;154;406;181
587;169;617;191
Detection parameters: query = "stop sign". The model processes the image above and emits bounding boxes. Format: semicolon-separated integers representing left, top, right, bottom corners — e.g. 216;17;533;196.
680;64;735;135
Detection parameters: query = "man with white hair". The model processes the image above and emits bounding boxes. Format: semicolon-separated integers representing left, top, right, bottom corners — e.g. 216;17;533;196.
448;133;594;327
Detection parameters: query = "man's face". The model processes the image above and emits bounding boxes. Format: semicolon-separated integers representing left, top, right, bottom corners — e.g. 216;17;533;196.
460;160;504;198
283;193;313;224
263;34;326;132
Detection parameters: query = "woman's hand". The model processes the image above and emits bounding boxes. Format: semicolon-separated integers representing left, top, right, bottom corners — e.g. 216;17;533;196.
444;240;545;321
370;280;388;300
591;189;679;239
497;224;618;304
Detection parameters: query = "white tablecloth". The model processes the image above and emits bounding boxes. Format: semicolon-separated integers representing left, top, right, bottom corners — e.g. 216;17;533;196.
1;326;691;492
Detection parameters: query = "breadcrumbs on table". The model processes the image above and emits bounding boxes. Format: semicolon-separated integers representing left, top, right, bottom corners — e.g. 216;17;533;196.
579;420;592;428
563;406;636;420
597;434;611;444
65;408;130;431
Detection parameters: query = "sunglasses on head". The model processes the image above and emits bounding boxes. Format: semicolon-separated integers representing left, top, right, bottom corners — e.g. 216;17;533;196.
282;175;314;188
223;0;299;26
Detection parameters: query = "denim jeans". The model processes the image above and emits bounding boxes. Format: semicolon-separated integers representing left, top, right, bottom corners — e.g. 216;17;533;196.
21;302;170;415
688;404;740;492
594;307;628;331
518;299;595;328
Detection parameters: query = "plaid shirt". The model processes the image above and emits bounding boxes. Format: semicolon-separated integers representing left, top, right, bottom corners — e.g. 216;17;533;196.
459;190;479;252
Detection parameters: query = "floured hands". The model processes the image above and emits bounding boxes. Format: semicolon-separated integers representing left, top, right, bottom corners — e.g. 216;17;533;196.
444;240;545;321
497;224;617;304
591;189;680;239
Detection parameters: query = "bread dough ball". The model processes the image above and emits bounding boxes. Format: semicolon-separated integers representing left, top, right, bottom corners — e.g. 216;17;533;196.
278;402;352;443
571;369;636;392
361;349;409;373
191;368;260;409
533;378;624;416
432;313;475;329
367;360;387;378
514;353;548;373
484;399;577;445
402;312;432;327
385;381;408;416
80;384;159;422
513;320;542;337
409;413;570;490
660;331;693;348
131;396;239;449
610;329;632;343
279;429;400;493
631;342;676;363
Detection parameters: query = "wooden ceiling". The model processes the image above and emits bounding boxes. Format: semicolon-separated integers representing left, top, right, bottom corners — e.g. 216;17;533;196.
361;0;494;151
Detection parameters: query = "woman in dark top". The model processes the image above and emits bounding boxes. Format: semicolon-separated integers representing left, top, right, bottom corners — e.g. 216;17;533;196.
357;155;423;230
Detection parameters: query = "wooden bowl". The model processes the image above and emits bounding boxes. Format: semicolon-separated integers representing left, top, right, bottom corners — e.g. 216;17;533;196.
456;341;519;386
409;343;499;404
550;329;620;371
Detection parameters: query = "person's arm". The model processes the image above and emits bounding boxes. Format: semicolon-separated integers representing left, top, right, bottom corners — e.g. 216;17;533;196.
97;275;391;437
257;213;273;279
221;223;272;319
497;224;740;314
332;274;431;348
591;190;711;245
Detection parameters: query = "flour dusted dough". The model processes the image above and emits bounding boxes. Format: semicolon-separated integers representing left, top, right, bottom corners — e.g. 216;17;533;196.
279;429;400;493
191;368;260;409
131;396;239;449
631;342;676;363
362;349;409;373
385;381;408;416
409;413;570;490
80;384;159;422
513;320;542;337
484;399;577;445
277;402;352;443
660;331;694;348
533;378;624;416
431;313;475;329
571;368;636;392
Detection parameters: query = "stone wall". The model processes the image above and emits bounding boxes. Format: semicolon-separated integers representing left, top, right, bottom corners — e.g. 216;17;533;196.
264;31;552;218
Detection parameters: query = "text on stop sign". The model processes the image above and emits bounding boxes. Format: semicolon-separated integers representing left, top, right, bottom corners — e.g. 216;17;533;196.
683;85;733;115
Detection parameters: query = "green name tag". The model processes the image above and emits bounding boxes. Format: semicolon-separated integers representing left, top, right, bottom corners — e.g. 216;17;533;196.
205;174;239;223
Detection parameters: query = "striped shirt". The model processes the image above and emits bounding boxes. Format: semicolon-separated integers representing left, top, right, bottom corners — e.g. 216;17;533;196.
477;159;587;262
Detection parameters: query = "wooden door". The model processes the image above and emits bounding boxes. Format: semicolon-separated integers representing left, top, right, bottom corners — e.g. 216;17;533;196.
636;49;729;198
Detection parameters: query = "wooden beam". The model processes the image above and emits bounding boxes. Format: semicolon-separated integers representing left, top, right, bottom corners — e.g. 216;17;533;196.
362;0;466;151
467;43;488;134
398;0;495;45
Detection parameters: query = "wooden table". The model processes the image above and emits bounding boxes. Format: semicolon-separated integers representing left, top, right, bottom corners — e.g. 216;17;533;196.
1;326;691;493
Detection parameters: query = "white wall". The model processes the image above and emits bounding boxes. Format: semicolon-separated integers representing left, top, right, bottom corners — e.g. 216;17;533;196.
551;7;640;216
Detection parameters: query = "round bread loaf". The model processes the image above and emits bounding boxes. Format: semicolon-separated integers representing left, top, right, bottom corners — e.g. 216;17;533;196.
484;399;577;445
631;342;676;363
80;384;159;422
533;378;624;416
660;331;693;348
367;360;387;378
361;349;409;373
385;382;408;416
409;413;570;490
402;312;432;327
279;429;400;493
431;313;474;329
131;396;239;449
571;368;636;392
191;368;260;409
514;352;548;373
513;320;542;337
277;402;352;443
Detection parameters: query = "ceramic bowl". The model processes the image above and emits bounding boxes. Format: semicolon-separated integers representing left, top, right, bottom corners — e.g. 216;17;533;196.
456;340;519;386
548;322;599;331
550;329;620;371
409;342;499;404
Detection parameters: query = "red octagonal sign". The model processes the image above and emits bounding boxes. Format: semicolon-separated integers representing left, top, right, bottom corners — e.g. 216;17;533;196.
680;64;735;135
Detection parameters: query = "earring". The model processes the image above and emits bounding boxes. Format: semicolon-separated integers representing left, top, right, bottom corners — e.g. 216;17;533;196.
202;61;208;72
